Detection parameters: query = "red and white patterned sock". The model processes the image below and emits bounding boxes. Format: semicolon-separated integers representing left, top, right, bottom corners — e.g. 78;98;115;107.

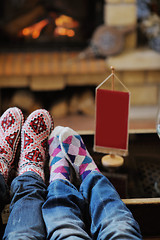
0;107;24;181
18;109;54;180
48;126;70;183
59;127;100;181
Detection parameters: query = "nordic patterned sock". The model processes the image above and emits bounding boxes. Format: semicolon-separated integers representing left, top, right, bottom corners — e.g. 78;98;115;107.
0;107;24;181
18;109;54;180
48;126;70;183
59;127;100;181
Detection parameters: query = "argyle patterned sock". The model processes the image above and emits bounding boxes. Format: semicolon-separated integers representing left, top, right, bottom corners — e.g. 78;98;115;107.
0;107;24;181
18;109;54;180
49;126;70;183
59;127;100;181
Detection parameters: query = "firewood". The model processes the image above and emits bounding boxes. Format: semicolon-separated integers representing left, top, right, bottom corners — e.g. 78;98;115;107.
9;90;42;115
49;99;68;118
78;90;95;117
4;5;46;36
69;94;79;114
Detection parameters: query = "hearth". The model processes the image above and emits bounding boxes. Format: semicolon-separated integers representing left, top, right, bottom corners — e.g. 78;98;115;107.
0;0;104;51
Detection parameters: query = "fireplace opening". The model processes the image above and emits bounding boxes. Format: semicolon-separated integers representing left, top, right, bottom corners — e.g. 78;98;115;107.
0;0;104;51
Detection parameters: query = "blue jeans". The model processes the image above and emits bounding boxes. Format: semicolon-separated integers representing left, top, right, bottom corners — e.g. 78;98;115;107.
42;171;142;239
3;172;47;240
0;174;9;239
1;171;142;239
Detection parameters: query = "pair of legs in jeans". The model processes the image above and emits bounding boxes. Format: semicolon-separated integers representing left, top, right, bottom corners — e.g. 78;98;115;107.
0;107;142;239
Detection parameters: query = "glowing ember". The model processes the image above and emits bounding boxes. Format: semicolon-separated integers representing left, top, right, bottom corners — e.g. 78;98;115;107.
19;14;79;39
54;27;75;37
54;14;79;38
55;15;79;28
19;19;49;39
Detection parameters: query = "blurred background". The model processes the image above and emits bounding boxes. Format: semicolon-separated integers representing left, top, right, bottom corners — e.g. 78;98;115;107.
0;0;160;132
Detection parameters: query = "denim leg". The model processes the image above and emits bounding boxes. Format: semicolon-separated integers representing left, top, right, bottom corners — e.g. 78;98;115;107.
3;172;47;240
42;179;92;240
0;174;9;239
0;174;9;211
80;171;142;240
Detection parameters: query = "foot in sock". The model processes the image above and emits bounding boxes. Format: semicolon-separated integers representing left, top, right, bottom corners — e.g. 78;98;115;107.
59;127;100;181
0;107;24;181
48;126;70;183
18;109;54;180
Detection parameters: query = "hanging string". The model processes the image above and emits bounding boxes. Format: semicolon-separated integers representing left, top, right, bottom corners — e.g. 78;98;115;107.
96;66;130;93
111;66;115;90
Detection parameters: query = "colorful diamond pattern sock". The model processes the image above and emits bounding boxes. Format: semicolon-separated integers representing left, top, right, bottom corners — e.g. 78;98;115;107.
0;107;24;181
18;109;54;180
48;126;70;183
59;127;100;181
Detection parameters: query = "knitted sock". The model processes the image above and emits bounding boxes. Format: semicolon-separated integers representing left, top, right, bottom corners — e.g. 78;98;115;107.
18;109;54;180
48;126;70;183
0;107;24;181
59;127;100;181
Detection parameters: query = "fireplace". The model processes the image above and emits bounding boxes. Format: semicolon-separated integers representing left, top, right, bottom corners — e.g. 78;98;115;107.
0;0;104;51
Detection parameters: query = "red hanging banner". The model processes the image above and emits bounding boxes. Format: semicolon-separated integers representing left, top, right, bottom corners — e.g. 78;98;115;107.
94;72;130;156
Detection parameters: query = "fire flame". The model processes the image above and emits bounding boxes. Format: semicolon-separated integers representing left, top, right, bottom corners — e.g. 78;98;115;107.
19;19;49;39
54;15;79;37
55;15;79;29
19;14;79;39
54;27;75;37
